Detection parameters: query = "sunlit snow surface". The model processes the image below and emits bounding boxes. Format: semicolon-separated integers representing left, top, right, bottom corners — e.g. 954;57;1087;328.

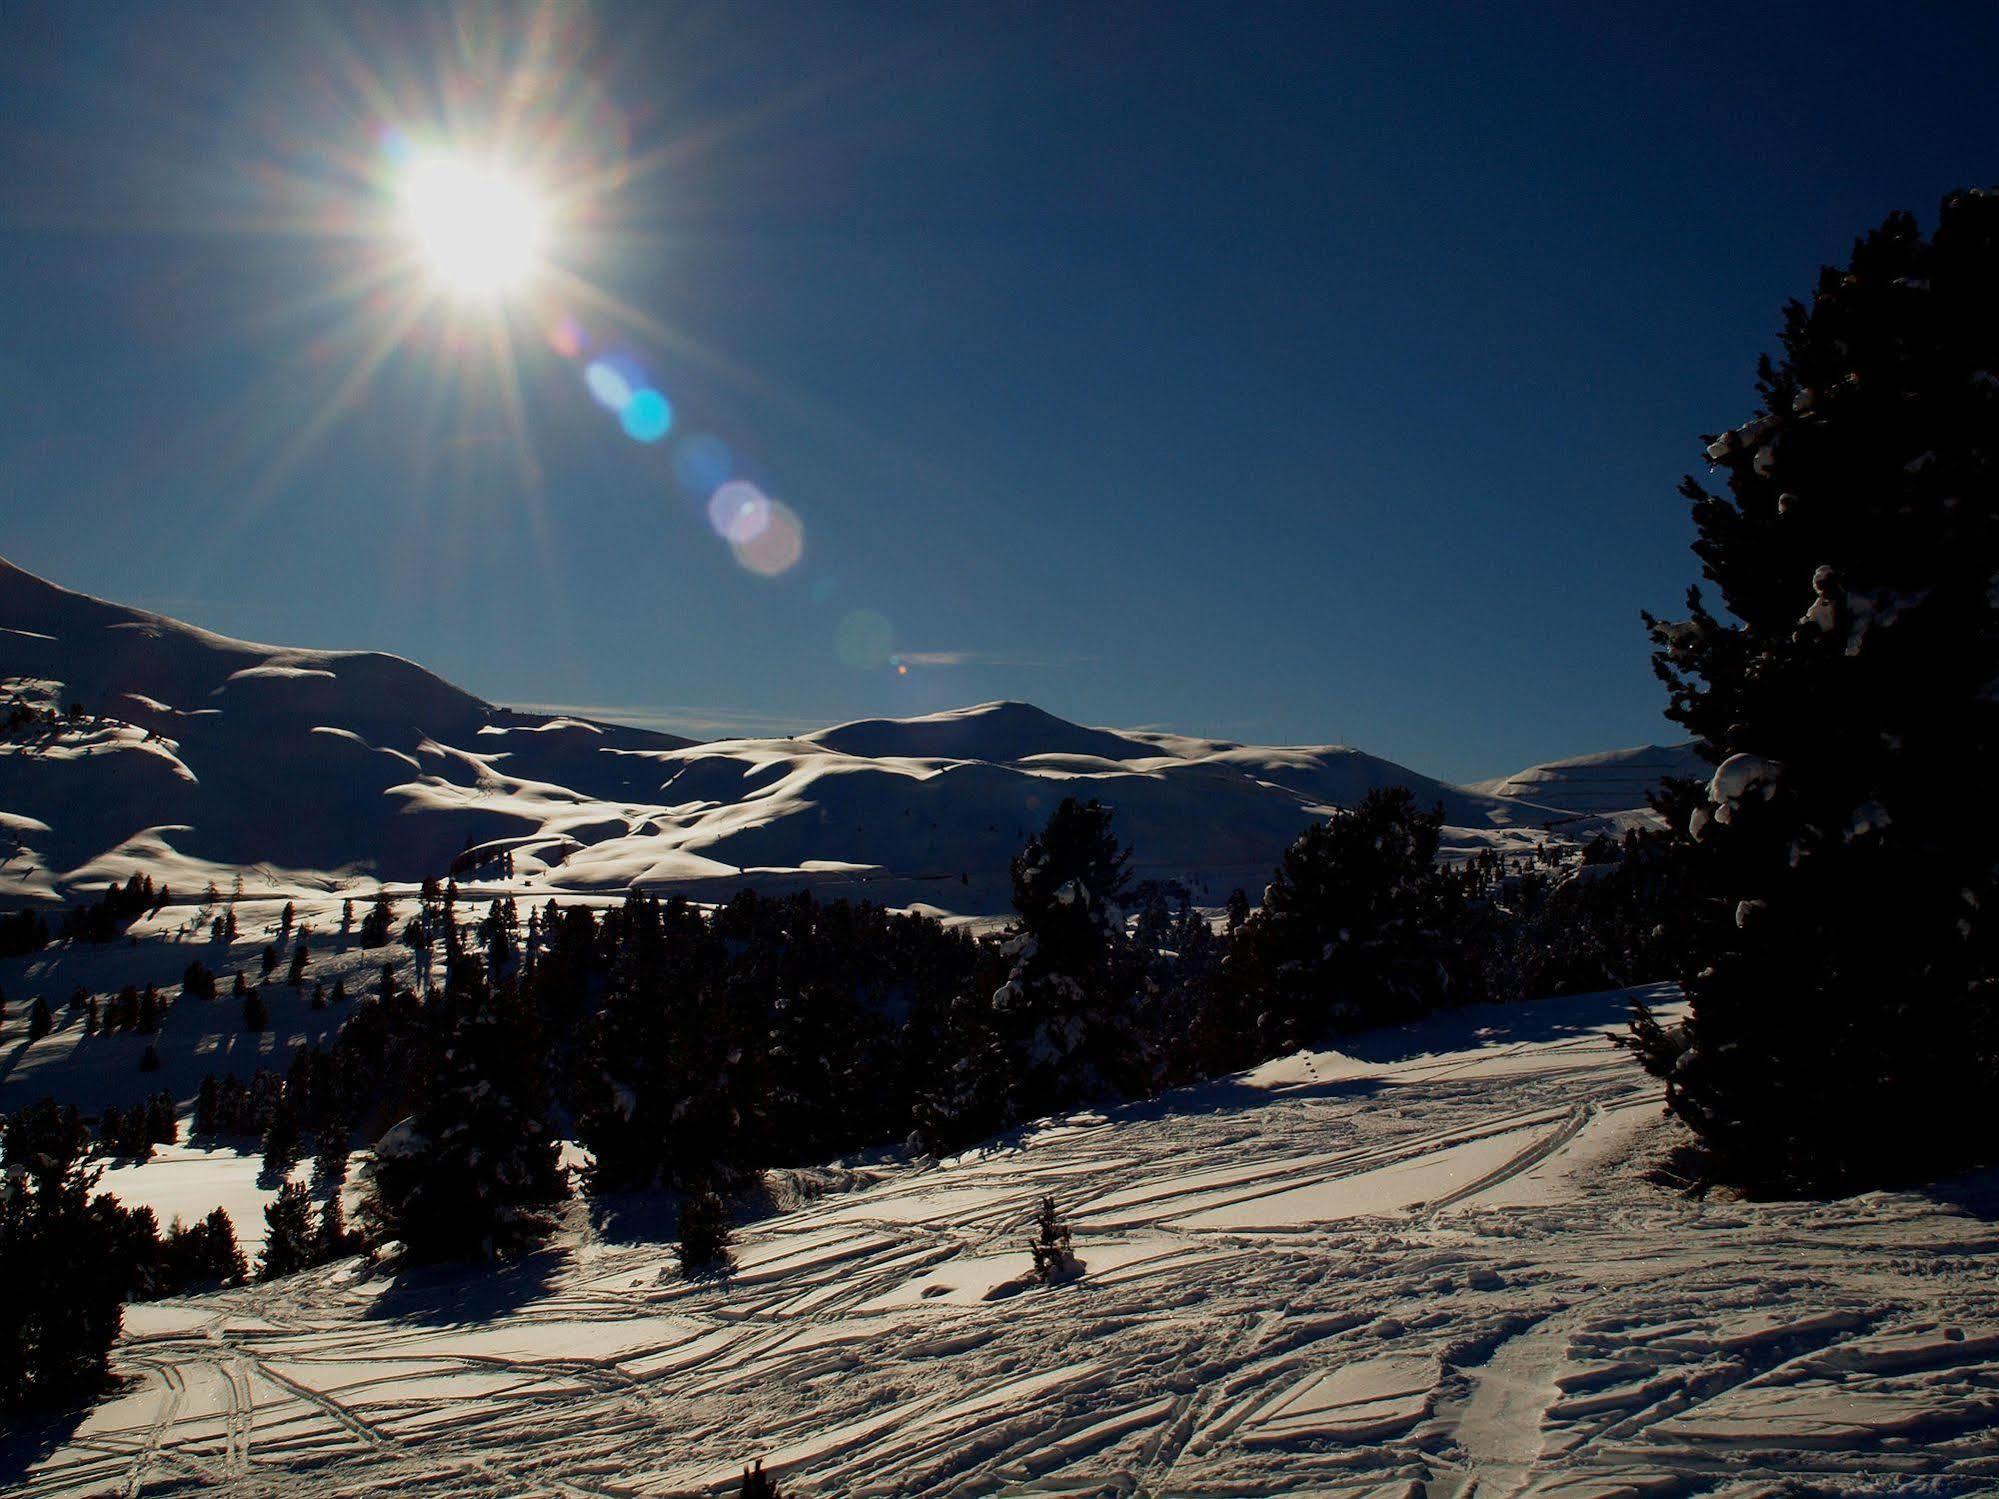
0;555;1574;920
9;984;1999;1496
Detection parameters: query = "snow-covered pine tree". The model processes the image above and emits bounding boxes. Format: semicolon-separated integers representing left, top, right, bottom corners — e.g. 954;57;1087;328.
989;798;1144;1118
1633;189;1999;1191
1240;787;1452;1050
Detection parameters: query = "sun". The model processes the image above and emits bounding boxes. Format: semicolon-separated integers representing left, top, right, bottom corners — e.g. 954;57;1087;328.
397;150;548;299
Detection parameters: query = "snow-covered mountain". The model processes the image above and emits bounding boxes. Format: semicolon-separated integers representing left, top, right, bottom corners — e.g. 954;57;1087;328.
1473;742;1709;818
2;557;1590;914
0;555;694;903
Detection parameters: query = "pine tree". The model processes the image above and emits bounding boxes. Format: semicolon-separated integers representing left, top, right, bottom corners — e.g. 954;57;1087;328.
359;979;567;1263
261;1102;301;1179
243;986;268;1032
27;995;51;1042
987;798;1143;1118
316;1195;356;1261
1026;1194;1080;1284
182;960;216;1001
0;1102;127;1411
161;1208;247;1290
1632;190;1999;1191
360;891;394;948
258;1181;318;1280
147;1091;177;1145
312;1124;350;1192
676;1186;733;1277
287;940;309;987
1240;787;1454;1050
739;1459;784;1499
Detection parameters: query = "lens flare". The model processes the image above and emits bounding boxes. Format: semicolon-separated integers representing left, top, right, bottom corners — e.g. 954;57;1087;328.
584;357;636;413
545;312;586;359
398;150;546;298
619;388;671;443
733;500;804;576
707;479;771;543
673;433;733;495
835;610;894;669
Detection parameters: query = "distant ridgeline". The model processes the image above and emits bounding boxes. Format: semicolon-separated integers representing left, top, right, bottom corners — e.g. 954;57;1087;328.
0;555;1679;919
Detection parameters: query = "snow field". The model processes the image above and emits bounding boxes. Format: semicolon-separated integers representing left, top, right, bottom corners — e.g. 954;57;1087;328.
10;983;1998;1496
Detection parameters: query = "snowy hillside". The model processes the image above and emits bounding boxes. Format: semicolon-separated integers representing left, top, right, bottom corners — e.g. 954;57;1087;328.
11;983;1998;1496
0;556;693;901
2;557;1573;916
1473;743;1709;819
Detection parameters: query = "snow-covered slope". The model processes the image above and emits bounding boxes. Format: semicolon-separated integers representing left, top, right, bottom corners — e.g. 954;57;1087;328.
0;556;694;897
1474;742;1710;817
13;982;1998;1496
2;558;1573;914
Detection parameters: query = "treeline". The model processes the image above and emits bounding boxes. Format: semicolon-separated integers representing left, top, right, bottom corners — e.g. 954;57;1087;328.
300;788;1676;1266
0;763;1681;1414
0;1102;250;1412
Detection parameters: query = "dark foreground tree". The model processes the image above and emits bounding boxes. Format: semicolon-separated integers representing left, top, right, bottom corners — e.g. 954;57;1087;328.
0;1102;128;1411
1632;188;1999;1191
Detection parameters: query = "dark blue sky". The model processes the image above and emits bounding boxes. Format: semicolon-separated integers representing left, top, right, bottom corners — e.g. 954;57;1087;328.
2;3;1994;781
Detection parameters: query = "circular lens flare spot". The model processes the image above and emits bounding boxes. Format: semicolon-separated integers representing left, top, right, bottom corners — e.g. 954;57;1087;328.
707;480;771;543
835;610;894;669
620;388;672;443
673;434;733;495
398;150;546;298
585;358;636;413
545;313;586;360
733;501;804;576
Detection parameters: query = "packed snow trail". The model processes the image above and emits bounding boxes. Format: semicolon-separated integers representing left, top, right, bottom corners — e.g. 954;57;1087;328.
8;984;1999;1496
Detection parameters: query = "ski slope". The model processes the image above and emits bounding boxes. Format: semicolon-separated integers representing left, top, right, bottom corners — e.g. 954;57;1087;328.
10;984;1997;1496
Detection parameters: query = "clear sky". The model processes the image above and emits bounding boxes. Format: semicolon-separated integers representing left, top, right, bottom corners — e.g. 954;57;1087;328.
2;3;1994;782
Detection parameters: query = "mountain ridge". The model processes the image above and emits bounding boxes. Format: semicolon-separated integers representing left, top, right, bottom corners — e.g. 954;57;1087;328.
2;557;1623;912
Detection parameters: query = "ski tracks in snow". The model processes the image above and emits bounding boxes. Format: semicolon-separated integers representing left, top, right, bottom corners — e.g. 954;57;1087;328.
10;984;1999;1496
